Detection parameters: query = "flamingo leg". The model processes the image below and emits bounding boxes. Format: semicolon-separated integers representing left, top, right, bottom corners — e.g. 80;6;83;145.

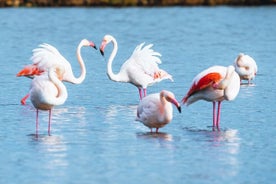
212;101;216;131
216;101;222;131
156;128;159;133
138;88;143;100
21;93;30;105
48;109;52;136
143;88;147;98
36;109;39;137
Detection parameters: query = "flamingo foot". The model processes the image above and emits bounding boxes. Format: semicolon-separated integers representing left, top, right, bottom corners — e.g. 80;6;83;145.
21;93;30;105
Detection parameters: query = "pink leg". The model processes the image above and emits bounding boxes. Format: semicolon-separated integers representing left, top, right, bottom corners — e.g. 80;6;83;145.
216;101;222;131
21;93;30;105
212;101;216;131
36;109;39;137
143;88;147;98
48;109;52;136
138;88;143;100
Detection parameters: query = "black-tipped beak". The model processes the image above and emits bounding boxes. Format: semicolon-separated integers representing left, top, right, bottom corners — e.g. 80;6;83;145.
100;49;104;56
177;106;181;113
93;45;97;50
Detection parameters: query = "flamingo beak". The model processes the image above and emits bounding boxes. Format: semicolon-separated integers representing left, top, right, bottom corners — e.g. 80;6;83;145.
100;40;107;56
89;41;97;50
177;106;181;113
100;49;104;56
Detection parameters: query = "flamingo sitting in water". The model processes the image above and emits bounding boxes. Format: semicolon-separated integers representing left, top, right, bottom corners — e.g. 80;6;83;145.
135;90;181;133
233;53;257;84
99;34;173;100
182;65;240;131
16;39;97;105
29;65;68;136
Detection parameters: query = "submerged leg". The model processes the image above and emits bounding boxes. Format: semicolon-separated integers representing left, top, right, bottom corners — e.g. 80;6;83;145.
216;101;222;131
156;128;159;133
48;109;52;136
212;101;216;131
21;93;30;105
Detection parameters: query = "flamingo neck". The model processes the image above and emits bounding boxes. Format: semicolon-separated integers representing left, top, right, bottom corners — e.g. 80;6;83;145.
216;66;234;90
106;38;124;82
160;93;172;122
70;43;86;84
48;68;68;106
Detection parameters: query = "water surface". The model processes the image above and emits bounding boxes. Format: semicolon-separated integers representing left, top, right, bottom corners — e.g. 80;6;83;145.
0;7;275;184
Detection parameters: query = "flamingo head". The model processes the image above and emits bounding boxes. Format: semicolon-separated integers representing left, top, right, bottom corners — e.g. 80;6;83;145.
161;90;182;113
100;35;114;56
81;39;97;50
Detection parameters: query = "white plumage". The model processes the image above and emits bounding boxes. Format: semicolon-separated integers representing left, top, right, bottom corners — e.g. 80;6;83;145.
100;34;173;100
136;90;181;133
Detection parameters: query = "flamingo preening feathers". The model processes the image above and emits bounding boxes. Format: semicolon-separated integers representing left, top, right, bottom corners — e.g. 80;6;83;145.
136;90;181;133
29;65;68;136
99;34;173;100
17;39;97;105
182;65;240;131
233;53;257;84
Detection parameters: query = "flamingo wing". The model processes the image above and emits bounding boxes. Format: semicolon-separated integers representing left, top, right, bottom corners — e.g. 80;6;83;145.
183;72;222;103
136;94;160;123
17;43;71;78
128;43;163;77
31;43;71;72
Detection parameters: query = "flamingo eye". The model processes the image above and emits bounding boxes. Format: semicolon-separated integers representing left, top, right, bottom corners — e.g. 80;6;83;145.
245;66;249;70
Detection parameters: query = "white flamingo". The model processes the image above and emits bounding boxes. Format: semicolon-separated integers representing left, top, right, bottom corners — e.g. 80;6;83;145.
17;39;97;104
182;65;240;131
99;34;173;100
29;65;68;136
136;90;181;133
233;53;257;84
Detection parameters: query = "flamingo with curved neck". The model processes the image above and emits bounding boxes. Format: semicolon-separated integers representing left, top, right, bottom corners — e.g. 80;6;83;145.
136;90;181;133
30;65;68;136
100;34;173;100
17;39;97;104
233;53;257;84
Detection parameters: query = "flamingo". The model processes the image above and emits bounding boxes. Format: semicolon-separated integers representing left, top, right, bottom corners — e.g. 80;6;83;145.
182;65;240;131
16;39;97;105
135;90;181;133
29;65;68;136
99;34;173;100
233;53;257;84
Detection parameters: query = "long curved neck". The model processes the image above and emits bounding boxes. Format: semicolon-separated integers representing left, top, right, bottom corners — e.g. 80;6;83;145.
106;38;123;82
70;43;86;84
217;66;234;90
48;68;68;106
160;93;172;122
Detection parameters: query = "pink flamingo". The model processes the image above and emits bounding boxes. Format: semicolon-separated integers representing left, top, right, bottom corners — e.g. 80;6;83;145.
99;34;173;100
233;53;258;84
135;90;181;133
182;65;240;131
29;65;68;136
17;39;97;105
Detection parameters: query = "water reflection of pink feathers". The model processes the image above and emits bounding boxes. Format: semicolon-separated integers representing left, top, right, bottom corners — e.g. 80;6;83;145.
136;90;181;133
100;35;173;100
17;39;97;104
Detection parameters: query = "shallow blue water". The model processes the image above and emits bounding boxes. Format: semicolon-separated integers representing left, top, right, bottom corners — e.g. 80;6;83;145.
0;7;276;184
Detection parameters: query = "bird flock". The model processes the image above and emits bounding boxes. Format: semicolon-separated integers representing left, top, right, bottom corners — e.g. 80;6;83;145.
16;34;258;135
